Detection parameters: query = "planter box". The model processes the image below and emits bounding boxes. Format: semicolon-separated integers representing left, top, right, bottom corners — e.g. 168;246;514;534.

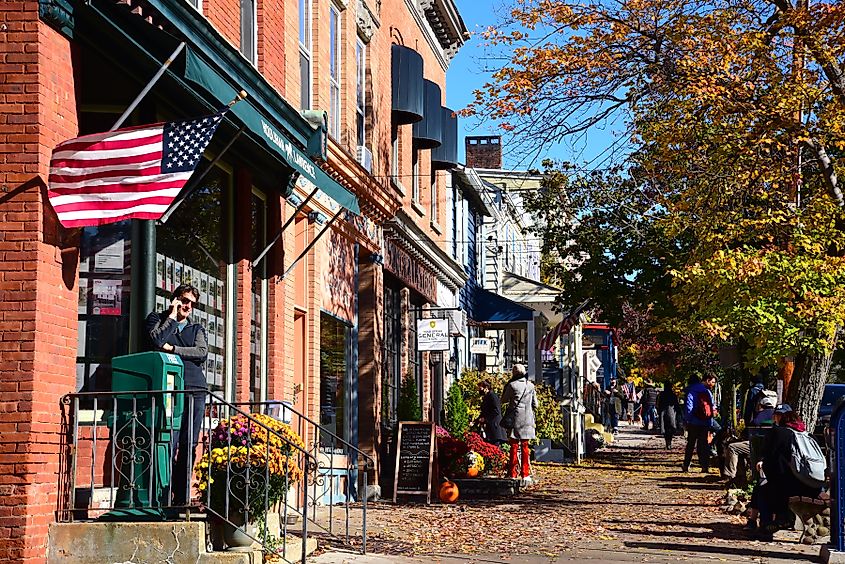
449;478;521;499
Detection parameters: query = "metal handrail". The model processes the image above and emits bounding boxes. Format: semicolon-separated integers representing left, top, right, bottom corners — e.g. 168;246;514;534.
234;400;375;467
58;389;320;562
233;400;371;553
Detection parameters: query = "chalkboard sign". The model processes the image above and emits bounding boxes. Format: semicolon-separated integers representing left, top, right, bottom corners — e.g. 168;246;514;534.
393;421;435;503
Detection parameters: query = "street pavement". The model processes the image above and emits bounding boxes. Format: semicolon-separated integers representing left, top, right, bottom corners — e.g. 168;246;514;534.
309;425;820;564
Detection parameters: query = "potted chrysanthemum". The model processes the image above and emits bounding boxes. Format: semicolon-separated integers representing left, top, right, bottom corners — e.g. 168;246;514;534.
195;413;305;549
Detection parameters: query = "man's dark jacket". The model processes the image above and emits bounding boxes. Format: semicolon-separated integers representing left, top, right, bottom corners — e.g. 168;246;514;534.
146;311;208;388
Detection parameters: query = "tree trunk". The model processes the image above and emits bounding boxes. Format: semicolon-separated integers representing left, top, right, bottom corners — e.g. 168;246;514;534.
721;368;737;434
786;348;836;431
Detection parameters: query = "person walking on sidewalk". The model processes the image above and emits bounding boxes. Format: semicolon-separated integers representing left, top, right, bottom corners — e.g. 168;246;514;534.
682;373;717;473
657;385;681;449
476;379;507;446
622;379;637;425
501;363;537;483
640;381;660;430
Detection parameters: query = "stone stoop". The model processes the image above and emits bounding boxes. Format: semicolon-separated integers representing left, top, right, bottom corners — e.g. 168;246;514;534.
48;521;318;564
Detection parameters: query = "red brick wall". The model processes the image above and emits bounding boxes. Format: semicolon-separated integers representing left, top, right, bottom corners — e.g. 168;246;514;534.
3;1;463;558
234;169;253;405
204;0;241;54
0;4;80;560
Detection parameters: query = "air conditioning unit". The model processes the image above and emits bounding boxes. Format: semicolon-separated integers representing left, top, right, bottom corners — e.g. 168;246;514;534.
356;145;373;173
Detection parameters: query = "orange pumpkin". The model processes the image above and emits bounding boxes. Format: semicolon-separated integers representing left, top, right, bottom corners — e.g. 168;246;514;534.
466;466;479;478
439;480;459;503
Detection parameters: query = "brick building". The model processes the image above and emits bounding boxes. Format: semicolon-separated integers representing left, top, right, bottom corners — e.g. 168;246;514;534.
0;0;466;560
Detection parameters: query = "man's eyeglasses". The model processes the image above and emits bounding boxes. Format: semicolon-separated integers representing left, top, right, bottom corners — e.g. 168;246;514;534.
179;297;197;306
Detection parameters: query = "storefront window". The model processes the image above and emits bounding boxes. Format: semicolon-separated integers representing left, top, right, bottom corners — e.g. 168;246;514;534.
382;285;401;423
155;162;232;396
250;189;268;402
409;298;423;404
320;312;349;448
76;221;132;392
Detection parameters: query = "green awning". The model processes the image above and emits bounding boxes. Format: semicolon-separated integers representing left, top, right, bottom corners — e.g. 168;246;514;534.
184;50;359;214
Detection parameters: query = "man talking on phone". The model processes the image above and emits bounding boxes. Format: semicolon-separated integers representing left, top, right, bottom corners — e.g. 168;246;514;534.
146;283;208;507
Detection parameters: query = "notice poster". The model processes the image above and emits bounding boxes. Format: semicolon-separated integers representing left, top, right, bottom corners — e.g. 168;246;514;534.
175;262;184;286
78;278;89;315
166;258;175;292
93;238;124;273
156;253;166;289
92;279;122;315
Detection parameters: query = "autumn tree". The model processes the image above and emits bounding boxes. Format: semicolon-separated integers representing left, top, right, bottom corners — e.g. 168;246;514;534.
471;0;845;428
522;164;721;383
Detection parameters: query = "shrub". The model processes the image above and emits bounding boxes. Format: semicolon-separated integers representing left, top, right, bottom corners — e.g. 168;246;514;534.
455;369;508;424
444;381;469;437
398;375;422;421
534;382;565;443
457;369;564;444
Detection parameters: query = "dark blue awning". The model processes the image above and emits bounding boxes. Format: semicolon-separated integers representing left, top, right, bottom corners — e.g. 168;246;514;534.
473;287;534;323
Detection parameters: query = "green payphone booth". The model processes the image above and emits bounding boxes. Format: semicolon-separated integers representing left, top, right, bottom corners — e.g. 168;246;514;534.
104;352;184;520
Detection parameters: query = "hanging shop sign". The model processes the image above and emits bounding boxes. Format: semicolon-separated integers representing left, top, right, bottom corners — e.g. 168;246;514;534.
416;319;450;351
469;337;491;354
384;239;437;303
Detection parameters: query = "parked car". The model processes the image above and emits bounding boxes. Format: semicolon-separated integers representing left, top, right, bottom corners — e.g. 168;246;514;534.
815;383;845;439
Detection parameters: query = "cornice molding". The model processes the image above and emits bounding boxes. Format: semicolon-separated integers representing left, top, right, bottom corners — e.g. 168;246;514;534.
384;209;467;291
403;0;449;71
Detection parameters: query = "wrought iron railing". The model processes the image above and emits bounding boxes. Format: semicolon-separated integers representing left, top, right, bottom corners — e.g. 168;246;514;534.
57;389;335;562
233;400;375;553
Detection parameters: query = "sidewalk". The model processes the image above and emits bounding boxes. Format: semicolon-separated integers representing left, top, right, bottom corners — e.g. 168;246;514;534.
309;425;818;564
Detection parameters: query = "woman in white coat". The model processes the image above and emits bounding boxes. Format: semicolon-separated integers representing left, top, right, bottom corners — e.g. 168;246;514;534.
501;363;538;482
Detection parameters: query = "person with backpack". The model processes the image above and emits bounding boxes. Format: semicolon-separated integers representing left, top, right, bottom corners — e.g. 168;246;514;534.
722;394;776;488
754;406;826;539
743;373;766;425
682;373;717;473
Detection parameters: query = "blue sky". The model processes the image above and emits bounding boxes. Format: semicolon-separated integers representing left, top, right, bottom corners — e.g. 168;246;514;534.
445;0;626;170
444;0;503;164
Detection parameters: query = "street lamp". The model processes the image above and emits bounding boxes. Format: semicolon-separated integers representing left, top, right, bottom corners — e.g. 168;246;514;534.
447;356;457;375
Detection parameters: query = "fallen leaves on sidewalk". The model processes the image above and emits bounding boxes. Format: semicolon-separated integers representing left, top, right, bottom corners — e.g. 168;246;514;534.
348;430;813;560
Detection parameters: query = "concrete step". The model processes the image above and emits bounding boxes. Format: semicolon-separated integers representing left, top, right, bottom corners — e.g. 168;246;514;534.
48;520;318;563
48;521;206;563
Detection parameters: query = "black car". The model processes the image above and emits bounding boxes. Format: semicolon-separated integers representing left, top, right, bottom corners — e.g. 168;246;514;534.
816;383;845;439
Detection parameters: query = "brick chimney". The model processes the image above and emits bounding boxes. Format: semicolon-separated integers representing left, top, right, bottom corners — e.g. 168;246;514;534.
465;135;502;169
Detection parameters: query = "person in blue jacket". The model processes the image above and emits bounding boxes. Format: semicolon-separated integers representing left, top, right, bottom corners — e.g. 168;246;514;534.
146;283;208;506
743;373;766;425
682;373;717;473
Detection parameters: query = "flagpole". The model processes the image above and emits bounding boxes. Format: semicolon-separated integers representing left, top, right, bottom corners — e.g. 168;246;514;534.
157;90;248;224
252;184;319;269
111;42;186;131
278;207;344;281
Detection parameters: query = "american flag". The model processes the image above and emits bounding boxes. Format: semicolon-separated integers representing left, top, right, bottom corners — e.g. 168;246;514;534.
48;110;227;228
537;299;590;351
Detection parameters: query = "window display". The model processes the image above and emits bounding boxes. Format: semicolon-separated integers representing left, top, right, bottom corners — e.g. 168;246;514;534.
156;163;232;394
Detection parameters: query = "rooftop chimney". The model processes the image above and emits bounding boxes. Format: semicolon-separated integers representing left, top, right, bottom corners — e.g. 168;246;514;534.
465;135;502;169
